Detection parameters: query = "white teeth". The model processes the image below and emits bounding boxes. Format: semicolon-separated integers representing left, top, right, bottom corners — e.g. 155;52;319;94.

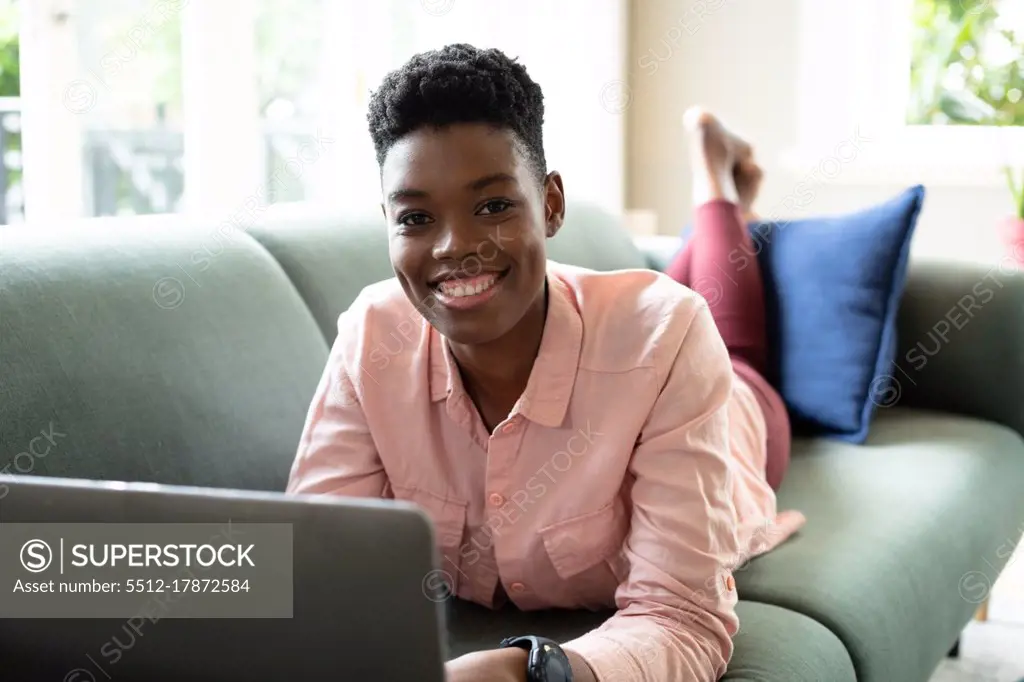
439;274;498;298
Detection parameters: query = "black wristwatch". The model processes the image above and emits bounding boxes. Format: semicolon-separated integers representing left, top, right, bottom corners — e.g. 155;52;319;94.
499;635;573;682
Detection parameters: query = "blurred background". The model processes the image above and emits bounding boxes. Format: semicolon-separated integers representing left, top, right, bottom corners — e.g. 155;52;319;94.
4;0;624;226
1;0;1022;259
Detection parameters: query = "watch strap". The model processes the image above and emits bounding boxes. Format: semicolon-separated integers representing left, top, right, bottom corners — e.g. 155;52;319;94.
499;635;572;682
500;635;539;650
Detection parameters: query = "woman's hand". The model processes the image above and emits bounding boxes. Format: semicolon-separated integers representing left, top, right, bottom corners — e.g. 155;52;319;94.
445;647;528;682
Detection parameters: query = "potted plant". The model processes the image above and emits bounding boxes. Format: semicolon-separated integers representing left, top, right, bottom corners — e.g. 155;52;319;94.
1003;167;1024;265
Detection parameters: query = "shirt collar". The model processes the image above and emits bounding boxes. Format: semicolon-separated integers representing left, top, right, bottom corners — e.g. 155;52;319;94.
428;267;583;428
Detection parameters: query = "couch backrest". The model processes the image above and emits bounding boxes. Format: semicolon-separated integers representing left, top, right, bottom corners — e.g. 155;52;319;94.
0;203;645;490
5;205;1021;493
0;219;329;492
246;210;393;344
247;202;649;345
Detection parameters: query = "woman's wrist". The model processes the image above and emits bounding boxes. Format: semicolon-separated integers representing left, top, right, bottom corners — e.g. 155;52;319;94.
445;642;594;682
445;647;528;682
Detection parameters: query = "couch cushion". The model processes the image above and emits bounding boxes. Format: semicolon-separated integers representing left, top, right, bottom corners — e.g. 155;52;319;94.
634;235;683;272
545;203;649;272
0;220;328;491
894;256;1024;440
445;599;855;681
675;186;926;444
736;408;1024;682
247;209;394;344
247;203;648;345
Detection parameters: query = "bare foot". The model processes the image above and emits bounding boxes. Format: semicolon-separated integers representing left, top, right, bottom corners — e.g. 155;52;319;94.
682;107;763;221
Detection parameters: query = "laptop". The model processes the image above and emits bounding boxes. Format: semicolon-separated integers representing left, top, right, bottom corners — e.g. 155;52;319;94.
0;474;448;682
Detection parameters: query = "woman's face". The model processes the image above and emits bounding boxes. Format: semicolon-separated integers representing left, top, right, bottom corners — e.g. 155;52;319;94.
380;123;564;345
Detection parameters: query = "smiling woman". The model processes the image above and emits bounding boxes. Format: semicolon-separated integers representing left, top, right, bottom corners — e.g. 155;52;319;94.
286;42;805;682
380;124;558;354
369;44;562;426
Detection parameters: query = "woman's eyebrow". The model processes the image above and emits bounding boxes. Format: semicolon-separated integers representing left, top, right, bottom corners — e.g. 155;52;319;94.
387;187;429;203
388;172;518;204
465;172;518;192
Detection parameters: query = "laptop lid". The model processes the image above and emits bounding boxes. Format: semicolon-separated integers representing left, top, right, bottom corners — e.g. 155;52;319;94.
0;474;448;682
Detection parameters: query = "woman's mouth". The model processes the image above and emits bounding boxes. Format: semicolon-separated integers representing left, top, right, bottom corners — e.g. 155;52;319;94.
431;269;509;310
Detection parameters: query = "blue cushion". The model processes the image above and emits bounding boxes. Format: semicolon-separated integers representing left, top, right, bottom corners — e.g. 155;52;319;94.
679;186;926;443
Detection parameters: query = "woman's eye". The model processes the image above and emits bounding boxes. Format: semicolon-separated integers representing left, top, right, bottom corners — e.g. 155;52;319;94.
478;199;513;215
399;213;432;227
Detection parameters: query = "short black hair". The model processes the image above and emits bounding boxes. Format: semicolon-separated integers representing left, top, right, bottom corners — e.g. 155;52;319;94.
367;43;547;182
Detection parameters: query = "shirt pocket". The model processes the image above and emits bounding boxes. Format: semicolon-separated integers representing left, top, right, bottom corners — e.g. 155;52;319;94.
391;484;468;599
539;500;630;597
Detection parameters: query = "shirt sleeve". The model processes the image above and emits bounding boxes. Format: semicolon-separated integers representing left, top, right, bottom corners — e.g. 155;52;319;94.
285;310;389;499
561;300;743;682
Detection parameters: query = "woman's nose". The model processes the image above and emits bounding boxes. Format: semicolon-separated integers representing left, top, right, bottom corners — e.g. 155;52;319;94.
432;218;482;261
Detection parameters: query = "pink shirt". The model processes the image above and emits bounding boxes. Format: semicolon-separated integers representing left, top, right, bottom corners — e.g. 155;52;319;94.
286;261;805;681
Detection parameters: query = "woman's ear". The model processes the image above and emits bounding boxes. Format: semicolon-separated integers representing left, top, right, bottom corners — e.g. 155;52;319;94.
543;171;566;238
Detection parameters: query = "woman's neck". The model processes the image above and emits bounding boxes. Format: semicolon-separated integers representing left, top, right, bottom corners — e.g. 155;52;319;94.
448;281;548;406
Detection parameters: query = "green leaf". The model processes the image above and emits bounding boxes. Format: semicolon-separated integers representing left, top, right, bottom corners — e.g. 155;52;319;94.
1006;167;1024;219
938;89;999;123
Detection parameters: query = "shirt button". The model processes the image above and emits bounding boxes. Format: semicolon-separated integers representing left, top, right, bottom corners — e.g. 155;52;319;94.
488;493;505;507
501;421;518;434
510;582;527;593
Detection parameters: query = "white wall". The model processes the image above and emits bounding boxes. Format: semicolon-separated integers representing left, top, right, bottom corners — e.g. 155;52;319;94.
626;0;1018;261
335;0;628;218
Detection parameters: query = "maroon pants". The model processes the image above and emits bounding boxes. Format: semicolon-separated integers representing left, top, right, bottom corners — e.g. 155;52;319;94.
664;200;791;491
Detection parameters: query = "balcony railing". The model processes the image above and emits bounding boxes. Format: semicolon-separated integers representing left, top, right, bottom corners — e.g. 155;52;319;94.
0;97;24;225
84;127;185;217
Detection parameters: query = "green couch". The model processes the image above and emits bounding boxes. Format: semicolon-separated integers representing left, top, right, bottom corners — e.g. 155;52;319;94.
2;203;1023;681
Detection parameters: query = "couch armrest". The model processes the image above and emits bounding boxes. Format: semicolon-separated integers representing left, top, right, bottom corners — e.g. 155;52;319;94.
893;257;1024;438
633;235;681;272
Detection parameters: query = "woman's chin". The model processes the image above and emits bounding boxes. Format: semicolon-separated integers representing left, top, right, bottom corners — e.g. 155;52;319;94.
434;317;509;347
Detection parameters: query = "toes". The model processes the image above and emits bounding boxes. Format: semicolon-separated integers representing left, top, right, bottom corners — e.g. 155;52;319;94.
682;105;718;134
736;159;763;182
732;139;754;164
683;107;757;168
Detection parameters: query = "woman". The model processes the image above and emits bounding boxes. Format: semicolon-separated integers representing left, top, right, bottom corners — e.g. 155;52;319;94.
287;43;805;682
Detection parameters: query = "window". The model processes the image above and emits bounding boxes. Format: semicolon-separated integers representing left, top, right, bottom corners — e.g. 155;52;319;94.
0;0;20;224
73;0;184;217
13;0;627;225
788;0;1024;186
255;0;328;206
909;0;1023;127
